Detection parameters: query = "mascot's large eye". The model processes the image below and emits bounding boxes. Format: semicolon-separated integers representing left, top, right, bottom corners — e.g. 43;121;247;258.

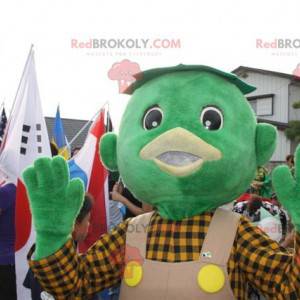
143;106;163;130
200;106;223;130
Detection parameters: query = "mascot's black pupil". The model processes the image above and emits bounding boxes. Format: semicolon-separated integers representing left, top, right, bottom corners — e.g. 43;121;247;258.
202;109;222;130
144;108;162;130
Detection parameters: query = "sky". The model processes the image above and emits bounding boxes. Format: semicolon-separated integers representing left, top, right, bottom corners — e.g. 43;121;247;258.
0;0;300;131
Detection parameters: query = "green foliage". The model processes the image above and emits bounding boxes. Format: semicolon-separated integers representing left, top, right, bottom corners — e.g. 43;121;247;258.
293;101;300;109
286;120;300;142
285;102;300;141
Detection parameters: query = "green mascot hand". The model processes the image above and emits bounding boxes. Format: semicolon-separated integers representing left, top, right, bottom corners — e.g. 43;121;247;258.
273;145;300;232
23;156;85;260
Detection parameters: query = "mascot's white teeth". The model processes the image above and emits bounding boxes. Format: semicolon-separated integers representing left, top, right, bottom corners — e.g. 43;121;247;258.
157;151;201;166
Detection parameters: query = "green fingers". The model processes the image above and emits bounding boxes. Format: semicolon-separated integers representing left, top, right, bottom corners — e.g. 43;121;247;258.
273;145;300;231
34;157;55;189
23;166;38;194
52;156;70;188
272;165;295;208
24;156;69;192
66;179;85;212
23;156;85;259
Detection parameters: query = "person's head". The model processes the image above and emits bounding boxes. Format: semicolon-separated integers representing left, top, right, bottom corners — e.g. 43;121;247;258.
286;154;294;168
247;196;262;215
72;193;93;242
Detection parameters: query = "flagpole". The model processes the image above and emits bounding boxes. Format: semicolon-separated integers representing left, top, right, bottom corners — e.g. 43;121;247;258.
68;101;108;148
105;102;109;132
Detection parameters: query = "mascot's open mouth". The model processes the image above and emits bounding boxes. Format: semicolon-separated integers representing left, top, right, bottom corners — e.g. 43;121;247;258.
140;127;221;177
157;151;201;166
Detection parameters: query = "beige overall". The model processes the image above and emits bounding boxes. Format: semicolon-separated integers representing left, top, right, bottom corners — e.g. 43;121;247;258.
120;208;241;300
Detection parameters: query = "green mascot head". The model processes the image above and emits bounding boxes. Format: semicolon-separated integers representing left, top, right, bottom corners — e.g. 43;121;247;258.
100;65;277;220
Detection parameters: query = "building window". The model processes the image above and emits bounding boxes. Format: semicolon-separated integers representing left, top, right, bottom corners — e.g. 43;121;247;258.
248;94;274;116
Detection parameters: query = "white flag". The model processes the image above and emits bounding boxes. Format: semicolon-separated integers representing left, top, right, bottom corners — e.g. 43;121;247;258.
0;46;51;300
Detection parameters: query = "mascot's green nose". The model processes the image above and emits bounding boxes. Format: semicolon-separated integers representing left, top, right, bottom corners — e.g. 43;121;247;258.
140;127;222;177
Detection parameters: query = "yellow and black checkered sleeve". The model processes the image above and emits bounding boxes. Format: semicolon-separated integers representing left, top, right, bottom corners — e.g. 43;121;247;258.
236;216;300;299
28;219;129;299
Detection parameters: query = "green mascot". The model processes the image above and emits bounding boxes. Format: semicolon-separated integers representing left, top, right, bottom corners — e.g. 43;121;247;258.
24;65;300;299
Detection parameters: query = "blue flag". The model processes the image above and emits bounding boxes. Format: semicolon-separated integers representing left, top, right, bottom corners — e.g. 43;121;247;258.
52;106;70;159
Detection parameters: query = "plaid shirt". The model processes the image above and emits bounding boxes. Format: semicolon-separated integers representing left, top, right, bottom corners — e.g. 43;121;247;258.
28;211;300;300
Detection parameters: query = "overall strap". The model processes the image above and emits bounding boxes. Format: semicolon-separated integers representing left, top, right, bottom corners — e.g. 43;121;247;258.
200;208;241;266
125;211;155;259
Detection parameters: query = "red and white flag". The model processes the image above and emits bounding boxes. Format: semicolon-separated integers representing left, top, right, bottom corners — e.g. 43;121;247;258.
0;46;51;299
69;109;109;253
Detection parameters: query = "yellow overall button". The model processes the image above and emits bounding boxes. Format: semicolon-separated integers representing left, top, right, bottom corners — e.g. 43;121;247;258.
197;264;225;293
124;261;143;287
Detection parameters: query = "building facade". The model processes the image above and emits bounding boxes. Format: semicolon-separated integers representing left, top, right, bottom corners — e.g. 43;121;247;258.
233;66;300;163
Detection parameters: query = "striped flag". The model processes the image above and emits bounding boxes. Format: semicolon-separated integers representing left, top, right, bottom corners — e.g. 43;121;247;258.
68;109;109;253
0;47;51;299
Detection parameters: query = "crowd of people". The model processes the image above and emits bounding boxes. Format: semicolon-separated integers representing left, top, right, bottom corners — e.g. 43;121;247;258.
0;149;297;300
